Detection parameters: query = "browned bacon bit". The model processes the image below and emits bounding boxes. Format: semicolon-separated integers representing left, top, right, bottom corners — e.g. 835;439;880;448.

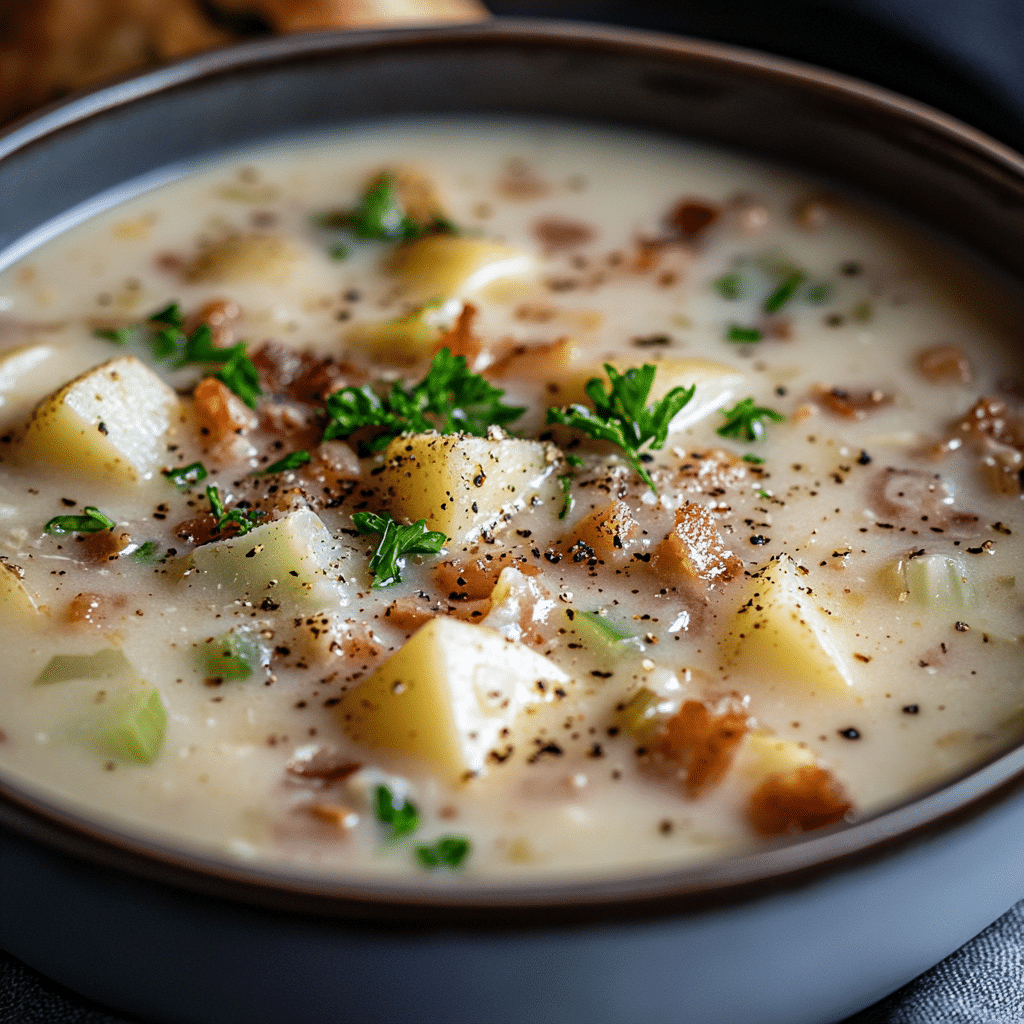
657;503;742;584
193;377;257;443
432;302;482;365
664;448;751;498
75;529;131;563
666;200;720;240
792;196;832;231
305;803;358;830
655;699;749;800
384;595;441;632
251;341;353;402
948;396;1024;450
434;551;535;601
869;468;978;533
285;746;361;783
175;513;232;547
813;384;892;420
748;765;852;836
916;344;972;385
532;217;594;254
485;337;577;384
186;298;241;349
496;158;549;201
446;598;493;624
979;442;1024;496
559;500;640;561
67;591;127;629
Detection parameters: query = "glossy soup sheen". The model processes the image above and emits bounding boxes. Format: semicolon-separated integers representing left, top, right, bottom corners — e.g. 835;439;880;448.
0;120;1022;880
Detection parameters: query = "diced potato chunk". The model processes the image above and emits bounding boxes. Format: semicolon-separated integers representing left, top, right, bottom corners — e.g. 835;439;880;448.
720;554;854;694
20;355;181;483
0;557;41;619
387;236;534;303
184;508;342;612
551;356;741;432
0;343;57;410
374;433;558;543
336;617;570;782
186;234;303;285
345;300;459;366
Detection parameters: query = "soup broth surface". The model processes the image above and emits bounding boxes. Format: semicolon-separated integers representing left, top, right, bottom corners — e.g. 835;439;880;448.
0;119;1022;880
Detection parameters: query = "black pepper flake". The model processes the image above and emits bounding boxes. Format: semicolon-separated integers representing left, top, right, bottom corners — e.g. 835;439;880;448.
955;621;970;632
658;819;673;836
839;727;861;740
857;450;872;465
902;705;919;715
590;670;613;679
749;535;768;545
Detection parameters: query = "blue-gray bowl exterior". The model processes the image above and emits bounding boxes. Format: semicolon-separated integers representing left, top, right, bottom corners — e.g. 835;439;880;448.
1;21;1024;1024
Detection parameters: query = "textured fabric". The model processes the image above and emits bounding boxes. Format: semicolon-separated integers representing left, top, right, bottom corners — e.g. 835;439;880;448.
3;2;1024;1022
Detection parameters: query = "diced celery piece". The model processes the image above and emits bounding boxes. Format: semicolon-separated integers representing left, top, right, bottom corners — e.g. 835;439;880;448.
202;628;267;681
571;610;640;652
902;553;974;607
98;688;166;764
34;648;133;686
615;687;662;743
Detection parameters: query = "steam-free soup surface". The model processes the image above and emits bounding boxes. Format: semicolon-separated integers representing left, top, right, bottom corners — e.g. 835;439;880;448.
0;120;1022;879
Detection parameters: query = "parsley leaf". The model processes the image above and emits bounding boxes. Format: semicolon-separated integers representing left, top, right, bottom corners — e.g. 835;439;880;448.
352;511;447;588
415;836;471;870
324;348;525;452
713;272;744;299
257;451;311;475
764;270;805;314
206;486;265;537
374;785;419;840
131;541;162;562
717;398;785;442
149;303;185;329
44;506;115;534
93;326;136;345
163;461;207;491
558;474;574;520
545;364;694;492
726;324;763;343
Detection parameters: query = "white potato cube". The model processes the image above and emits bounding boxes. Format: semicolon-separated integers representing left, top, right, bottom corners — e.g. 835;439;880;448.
336;616;570;782
184;508;343;612
19;356;181;483
720;554;854;694
374;432;558;543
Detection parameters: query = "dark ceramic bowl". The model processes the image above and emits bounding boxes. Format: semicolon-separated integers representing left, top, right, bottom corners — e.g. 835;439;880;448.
2;21;1024;1024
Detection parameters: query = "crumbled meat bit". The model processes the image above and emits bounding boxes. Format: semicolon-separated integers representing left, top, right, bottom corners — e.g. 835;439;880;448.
813;385;892;420
67;591;127;628
433;551;536;601
748;765;852;836
916;344;972;385
305;803;359;831
654;699;749;799
869;468;978;533
532;217;594;253
792;196;832;230
657;503;742;584
496;158;548;200
251;341;352;402
285;747;361;783
193;377;257;443
947;396;1024;450
557;500;639;561
433;302;482;365
666;200;719;239
186;298;240;349
75;529;131;562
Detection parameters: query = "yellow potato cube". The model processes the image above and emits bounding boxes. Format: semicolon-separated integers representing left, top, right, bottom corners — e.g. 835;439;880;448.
374;433;558;543
387;235;534;303
0;557;41;619
20;356;182;483
345;301;458;366
739;733;817;778
336;616;570;782
184;508;342;612
186;234;303;285
720;554;854;694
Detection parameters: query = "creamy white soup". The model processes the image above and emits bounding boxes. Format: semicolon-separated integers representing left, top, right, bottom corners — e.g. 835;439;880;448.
0;119;1022;880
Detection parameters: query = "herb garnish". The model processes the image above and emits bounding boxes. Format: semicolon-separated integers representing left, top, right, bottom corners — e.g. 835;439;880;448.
726;324;763;343
352;512;447;588
764;270;805;314
713;272;744;299
374;784;420;840
742;453;765;465
257;451;311;475
324;348;525;453
717;398;786;442
328;242;349;261
206;486;265;537
558;474;574;520
99;303;262;409
131;541;162;562
545;364;694;492
415;836;471;870
163;461;208;491
44;506;115;534
320;173;458;243
92;326;137;345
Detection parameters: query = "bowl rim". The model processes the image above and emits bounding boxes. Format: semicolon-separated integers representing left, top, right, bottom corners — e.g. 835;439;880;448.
3;17;1024;926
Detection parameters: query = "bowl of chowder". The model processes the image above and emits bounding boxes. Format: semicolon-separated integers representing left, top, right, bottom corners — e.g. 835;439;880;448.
2;19;1024;1024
